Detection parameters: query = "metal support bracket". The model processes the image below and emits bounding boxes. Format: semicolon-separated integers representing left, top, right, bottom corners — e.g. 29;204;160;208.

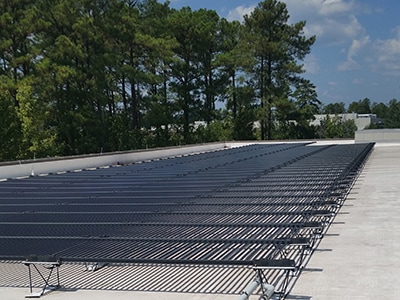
271;238;310;269
252;259;297;300
23;255;62;298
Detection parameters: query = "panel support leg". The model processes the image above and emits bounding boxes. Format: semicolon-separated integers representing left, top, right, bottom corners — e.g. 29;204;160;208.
23;257;61;298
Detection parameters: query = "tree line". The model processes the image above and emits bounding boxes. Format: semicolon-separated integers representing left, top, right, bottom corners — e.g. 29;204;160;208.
5;0;394;162
322;98;400;129
0;0;320;161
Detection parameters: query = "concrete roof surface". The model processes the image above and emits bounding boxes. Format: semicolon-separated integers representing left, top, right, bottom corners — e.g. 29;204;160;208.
290;142;400;299
0;288;241;300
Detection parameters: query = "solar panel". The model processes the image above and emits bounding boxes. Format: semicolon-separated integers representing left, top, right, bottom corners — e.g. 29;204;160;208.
0;143;374;268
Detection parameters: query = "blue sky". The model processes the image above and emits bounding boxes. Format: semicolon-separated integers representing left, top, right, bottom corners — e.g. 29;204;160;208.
163;0;400;107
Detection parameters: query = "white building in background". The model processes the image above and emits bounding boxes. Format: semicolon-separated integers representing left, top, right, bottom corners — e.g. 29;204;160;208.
311;113;382;131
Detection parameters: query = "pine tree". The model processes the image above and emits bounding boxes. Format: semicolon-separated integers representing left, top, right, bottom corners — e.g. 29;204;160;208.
243;0;316;140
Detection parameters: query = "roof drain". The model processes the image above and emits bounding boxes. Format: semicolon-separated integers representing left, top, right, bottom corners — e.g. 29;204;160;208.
238;276;275;300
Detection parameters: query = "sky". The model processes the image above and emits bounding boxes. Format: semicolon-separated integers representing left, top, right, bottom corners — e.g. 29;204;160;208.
162;0;400;107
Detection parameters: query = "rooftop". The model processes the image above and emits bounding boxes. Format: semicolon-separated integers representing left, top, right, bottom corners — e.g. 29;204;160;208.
1;140;399;299
290;142;400;299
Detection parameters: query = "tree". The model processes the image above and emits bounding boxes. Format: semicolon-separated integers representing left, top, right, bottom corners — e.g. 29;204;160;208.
371;102;389;119
322;102;346;114
385;99;400;128
215;19;244;120
0;0;326;161
289;79;321;138
243;0;316;140
168;7;208;142
0;88;21;161
195;9;223;125
0;0;40;159
0;0;39;103
317;115;357;139
137;0;177;147
348;98;371;114
232;86;257;140
35;0;102;155
16;78;60;158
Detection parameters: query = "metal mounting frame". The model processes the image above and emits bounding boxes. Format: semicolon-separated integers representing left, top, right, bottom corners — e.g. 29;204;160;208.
252;259;297;300
23;256;61;298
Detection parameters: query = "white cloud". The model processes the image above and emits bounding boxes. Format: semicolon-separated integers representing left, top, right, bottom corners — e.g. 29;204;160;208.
289;2;368;73
283;0;365;45
366;27;400;78
319;0;355;16
226;5;255;22
337;59;358;71
284;0;358;17
309;16;364;45
372;27;400;76
342;15;365;39
338;35;371;71
348;35;371;58
333;18;400;78
227;1;365;46
288;2;398;77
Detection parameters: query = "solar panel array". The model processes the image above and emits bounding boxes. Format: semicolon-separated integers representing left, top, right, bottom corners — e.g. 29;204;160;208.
0;143;373;269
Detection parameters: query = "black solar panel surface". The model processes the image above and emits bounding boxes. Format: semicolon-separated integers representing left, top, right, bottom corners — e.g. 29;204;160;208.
0;143;373;266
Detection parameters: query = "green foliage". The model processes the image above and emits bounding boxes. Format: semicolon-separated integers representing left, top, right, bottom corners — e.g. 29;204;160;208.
319;98;400;133
232;86;257;140
286;79;321;139
322;102;346;114
242;0;316;140
385;99;400;128
0;0;331;162
0;88;22;161
317;115;357;139
371;102;389;119
16;83;61;158
348;98;371;114
192;120;233;143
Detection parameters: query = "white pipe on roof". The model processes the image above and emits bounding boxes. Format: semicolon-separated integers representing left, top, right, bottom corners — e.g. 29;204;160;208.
238;276;275;300
259;284;275;299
